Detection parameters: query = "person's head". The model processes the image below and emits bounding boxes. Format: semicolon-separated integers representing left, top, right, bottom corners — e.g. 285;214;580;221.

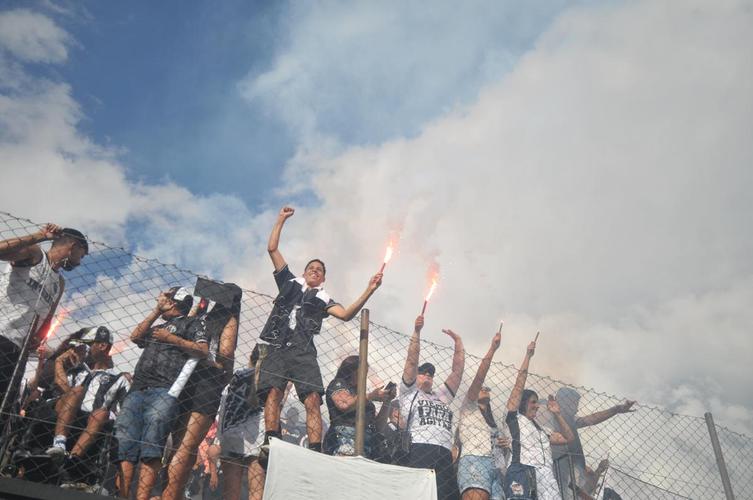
335;355;361;385
303;259;326;288
162;286;193;319
520;389;539;419
556;387;581;420
417;362;435;393
75;326;113;363
50;228;88;271
477;386;491;407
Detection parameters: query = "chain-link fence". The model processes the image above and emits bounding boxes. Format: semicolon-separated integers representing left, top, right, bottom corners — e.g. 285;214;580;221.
0;209;749;499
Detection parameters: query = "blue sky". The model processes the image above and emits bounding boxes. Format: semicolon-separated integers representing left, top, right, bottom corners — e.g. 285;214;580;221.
21;0;585;206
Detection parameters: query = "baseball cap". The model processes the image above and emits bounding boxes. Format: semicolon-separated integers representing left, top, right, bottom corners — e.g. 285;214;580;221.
74;326;113;345
417;362;435;376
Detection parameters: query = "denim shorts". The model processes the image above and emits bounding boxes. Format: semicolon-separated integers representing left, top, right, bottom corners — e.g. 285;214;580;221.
116;387;179;462
458;454;504;500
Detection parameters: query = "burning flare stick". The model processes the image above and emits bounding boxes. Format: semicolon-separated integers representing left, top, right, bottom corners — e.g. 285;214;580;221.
44;310;67;344
420;277;439;316
379;243;394;274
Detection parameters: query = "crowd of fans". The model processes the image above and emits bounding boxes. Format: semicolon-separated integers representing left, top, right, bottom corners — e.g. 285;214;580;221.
0;210;636;499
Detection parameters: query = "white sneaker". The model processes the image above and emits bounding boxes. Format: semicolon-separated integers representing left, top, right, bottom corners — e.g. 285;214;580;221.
45;444;66;456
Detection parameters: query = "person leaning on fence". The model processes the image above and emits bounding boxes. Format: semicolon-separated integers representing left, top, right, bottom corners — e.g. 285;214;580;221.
115;287;208;500
218;345;266;500
373;398;402;464
256;206;383;460
551;387;635;500
163;285;242;500
456;329;510;500
0;223;88;401
504;339;575;500
400;315;465;500
323;355;394;458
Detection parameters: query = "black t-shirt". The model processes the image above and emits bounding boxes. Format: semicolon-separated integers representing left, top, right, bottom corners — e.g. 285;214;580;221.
131;315;208;391
325;377;376;428
259;265;340;347
191;304;237;385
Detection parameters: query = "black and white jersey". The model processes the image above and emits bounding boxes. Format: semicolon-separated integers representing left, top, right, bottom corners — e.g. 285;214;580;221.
219;368;261;432
131;315;208;392
80;370;130;414
399;379;455;449
259;265;340;347
0;253;63;349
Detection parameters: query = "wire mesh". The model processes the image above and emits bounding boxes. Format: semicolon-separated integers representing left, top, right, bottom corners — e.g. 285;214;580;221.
0;209;749;499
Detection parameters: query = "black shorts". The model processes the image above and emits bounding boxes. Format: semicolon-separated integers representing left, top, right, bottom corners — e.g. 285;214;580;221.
408;443;458;500
256;343;324;403
178;367;226;417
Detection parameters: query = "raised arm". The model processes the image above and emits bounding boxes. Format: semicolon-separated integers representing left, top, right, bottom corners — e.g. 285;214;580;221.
442;329;465;395
402;316;423;385
506;340;536;412
576;400;636;428
464;331;502;404
327;273;383;321
547;395;576;445
0;223;60;263
267;206;294;272
130;293;171;346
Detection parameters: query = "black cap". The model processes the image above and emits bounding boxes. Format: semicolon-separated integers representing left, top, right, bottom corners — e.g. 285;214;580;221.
417;362;435;376
72;326;113;345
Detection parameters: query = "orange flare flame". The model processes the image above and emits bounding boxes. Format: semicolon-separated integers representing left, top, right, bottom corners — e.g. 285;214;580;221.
383;244;394;264
44;310;67;342
424;277;439;302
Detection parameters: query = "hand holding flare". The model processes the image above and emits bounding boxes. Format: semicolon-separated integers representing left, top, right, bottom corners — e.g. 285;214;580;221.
420;277;439;316
379;243;394;274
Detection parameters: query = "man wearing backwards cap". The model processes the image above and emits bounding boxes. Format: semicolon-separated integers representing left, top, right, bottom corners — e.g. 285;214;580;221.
400;315;465;500
115;287;208;500
46;325;114;456
256;206;383;459
0;223;88;398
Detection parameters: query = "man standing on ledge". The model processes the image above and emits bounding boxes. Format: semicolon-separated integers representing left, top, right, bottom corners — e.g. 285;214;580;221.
257;206;383;458
0;223;88;398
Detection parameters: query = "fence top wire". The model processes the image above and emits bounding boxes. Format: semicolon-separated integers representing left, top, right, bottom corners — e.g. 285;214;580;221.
1;209;751;499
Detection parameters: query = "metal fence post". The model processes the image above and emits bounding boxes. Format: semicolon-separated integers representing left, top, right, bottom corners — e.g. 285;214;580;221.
705;412;735;500
354;309;370;456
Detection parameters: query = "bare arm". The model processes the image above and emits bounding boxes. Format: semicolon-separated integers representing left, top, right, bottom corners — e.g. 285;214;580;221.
443;329;465;396
54;349;80;393
507;341;536;412
0;223;60;262
331;386;392;412
576;401;636;428
402;316;424;385
548;395;576;445
267;207;294;272
374;387;397;434
464;331;501;404
214;315;238;381
151;328;209;358
326;273;383;322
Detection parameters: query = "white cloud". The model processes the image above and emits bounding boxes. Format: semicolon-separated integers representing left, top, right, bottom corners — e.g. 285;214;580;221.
0;9;71;63
234;0;753;438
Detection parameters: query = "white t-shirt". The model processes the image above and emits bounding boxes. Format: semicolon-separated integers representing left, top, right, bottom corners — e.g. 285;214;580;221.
0;253;62;349
506;411;555;469
399;379;455;449
458;400;511;467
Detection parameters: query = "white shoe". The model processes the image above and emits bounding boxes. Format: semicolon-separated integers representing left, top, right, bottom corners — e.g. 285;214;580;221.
45;444;66;456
